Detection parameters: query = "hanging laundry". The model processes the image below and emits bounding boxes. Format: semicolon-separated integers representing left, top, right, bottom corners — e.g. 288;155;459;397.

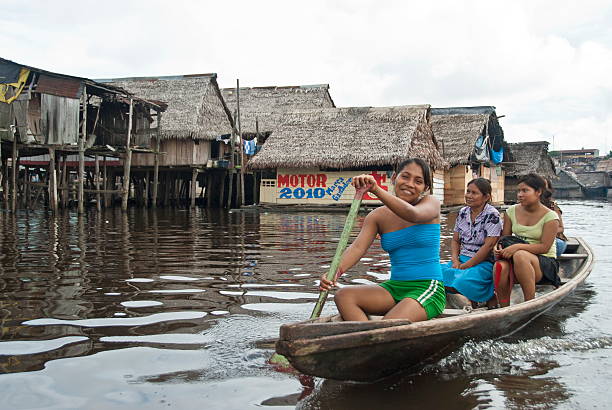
243;139;256;155
491;145;504;164
471;134;490;162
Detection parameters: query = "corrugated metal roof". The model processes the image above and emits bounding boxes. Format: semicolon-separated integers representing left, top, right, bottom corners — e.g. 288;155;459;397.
36;74;83;99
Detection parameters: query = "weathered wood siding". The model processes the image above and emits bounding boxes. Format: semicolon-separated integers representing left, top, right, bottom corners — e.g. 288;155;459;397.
444;165;470;206
480;164;505;204
41;94;79;145
132;139;211;167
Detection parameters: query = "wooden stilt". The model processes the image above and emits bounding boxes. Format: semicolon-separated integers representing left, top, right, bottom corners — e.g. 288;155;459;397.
2;160;7;206
61;154;68;208
23;166;29;208
206;172;212;208
11;131;17;212
48;148;58;212
152;111;161;208
95;154;101;212
226;170;233;209
78;87;87;214
163;173;170;207
144;171;150;208
121;99;134;212
103;155;108;208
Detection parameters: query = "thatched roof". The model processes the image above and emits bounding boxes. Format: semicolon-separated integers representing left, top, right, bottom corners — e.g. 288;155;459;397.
102;74;233;140
247;105;447;170
221;84;335;134
430;107;504;166
504;141;556;178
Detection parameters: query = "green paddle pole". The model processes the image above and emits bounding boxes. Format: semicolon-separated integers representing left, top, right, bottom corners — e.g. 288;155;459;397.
310;187;367;319
270;186;367;368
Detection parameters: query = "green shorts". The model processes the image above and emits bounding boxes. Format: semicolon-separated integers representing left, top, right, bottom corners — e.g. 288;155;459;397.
379;279;446;319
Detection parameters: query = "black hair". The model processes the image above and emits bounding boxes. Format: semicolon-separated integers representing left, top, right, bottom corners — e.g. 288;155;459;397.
395;158;432;191
541;177;555;208
467;177;492;201
518;173;548;197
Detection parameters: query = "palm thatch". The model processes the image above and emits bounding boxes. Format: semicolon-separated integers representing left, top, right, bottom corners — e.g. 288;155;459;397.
247;105;447;170
504;141;556;178
431;107;504;166
102;74;233;141
221;84;335;135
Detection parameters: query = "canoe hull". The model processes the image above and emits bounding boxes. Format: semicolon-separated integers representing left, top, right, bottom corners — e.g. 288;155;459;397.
276;237;594;381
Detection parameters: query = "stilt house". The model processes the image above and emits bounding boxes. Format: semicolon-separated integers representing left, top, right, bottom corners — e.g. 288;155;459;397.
101;74;235;207
430;107;506;205
221;84;336;204
0;57;165;212
503;141;556;203
247;105;447;205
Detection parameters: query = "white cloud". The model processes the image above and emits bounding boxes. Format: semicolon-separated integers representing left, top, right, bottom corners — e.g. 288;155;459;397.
1;0;611;153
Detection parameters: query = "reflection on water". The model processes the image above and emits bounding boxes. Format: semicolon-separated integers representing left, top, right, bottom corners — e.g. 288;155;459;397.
0;201;610;409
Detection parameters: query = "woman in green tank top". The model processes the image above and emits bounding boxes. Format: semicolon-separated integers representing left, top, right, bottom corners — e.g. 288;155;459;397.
493;173;560;307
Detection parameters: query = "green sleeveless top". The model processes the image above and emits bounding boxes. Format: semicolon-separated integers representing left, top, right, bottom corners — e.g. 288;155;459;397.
506;204;559;258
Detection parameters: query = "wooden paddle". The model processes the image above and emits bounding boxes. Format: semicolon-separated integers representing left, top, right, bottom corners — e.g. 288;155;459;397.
269;185;368;369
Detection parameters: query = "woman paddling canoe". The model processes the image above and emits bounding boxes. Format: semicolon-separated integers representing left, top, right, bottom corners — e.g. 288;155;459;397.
319;158;445;322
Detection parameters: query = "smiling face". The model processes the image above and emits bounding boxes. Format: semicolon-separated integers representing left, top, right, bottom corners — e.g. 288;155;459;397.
392;162;427;203
517;182;542;206
465;182;489;209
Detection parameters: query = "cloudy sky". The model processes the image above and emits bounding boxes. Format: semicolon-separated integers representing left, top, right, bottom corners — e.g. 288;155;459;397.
2;0;612;154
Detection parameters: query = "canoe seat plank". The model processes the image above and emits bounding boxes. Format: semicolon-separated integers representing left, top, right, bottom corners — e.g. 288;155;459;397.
558;253;588;260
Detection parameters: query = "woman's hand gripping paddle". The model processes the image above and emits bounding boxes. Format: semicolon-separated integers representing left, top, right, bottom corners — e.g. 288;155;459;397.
269;185;369;370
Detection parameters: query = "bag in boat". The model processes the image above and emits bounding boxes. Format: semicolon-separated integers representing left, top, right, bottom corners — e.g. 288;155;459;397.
498;235;528;249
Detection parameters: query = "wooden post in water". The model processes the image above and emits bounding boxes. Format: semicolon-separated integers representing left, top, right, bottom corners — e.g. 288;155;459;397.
122;99;134;212
226;170;233;209
95;154;101;212
191;168;198;208
78;87;87;214
61;154;68;208
23;166;29;208
11;126;17;212
236;80;244;207
2;160;8;205
103;155;108;208
48;147;58;212
152;111;161;208
144;170;150;208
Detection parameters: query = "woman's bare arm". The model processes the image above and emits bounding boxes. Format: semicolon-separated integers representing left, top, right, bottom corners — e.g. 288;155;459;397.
319;211;379;290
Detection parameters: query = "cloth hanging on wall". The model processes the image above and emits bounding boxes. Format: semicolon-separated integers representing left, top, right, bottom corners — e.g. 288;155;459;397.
0;68;30;103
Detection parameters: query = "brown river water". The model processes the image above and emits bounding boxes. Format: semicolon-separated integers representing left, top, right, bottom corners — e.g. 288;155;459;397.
0;200;610;409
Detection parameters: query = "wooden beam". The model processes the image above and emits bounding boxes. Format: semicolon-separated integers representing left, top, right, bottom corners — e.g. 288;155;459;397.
78;87;87;214
11;127;17;212
152;111;161;208
95;154;101;212
121;99;134;212
191;168;198;208
48;148;58;212
237;79;244;207
144;170;150;208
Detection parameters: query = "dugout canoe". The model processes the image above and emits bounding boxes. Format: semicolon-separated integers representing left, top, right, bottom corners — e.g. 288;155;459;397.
275;237;594;382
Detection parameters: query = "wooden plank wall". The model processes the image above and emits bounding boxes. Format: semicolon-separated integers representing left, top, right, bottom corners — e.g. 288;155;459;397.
480;164;505;204
132;139;212;167
41;94;79;145
444;165;470;206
